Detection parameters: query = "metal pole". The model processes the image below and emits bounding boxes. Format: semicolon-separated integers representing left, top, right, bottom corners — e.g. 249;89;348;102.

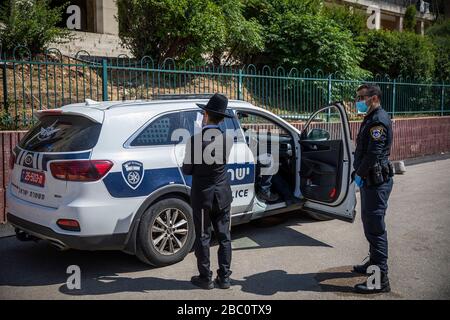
102;58;108;101
2;62;8;112
392;79;396;119
441;82;445;117
238;69;243;100
327;74;332;122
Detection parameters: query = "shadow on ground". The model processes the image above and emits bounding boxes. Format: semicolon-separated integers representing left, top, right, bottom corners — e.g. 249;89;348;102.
0;212;398;298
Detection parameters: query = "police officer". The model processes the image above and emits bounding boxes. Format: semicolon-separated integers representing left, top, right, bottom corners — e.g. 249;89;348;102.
352;84;394;294
182;93;233;290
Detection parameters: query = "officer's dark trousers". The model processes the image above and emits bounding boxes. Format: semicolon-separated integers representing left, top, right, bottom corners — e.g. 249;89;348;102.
360;178;393;274
193;199;232;280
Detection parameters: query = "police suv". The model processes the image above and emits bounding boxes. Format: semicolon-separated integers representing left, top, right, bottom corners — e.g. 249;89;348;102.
6;96;356;266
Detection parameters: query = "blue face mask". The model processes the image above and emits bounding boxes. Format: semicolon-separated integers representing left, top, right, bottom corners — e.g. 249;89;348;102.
356;101;368;114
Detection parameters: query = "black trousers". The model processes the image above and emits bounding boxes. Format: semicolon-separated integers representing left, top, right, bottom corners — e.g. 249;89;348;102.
193;199;232;280
360;178;393;274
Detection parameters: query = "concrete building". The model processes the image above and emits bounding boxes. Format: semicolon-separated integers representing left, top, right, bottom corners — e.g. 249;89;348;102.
49;0;131;57
328;0;436;34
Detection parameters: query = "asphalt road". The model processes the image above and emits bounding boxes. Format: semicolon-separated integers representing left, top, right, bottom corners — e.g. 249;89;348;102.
1;159;449;300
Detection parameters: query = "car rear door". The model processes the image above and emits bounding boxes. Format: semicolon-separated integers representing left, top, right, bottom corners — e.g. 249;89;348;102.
299;102;356;222
9;113;102;208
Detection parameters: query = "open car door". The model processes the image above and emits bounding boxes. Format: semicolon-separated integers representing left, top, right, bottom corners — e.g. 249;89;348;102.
299;102;356;222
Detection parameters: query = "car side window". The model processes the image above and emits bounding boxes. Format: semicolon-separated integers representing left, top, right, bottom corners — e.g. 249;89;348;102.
130;110;241;147
182;109;238;136
131;113;180;146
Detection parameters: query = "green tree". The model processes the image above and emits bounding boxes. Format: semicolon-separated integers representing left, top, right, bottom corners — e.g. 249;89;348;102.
0;0;71;55
426;18;450;82
322;1;366;37
362;30;435;81
242;0;369;78
211;0;264;65
404;5;417;32
116;0;263;64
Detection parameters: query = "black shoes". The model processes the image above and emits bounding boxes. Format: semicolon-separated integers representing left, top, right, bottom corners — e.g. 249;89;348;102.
257;191;280;202
352;259;373;274
354;272;391;294
214;276;231;289
191;276;214;290
191;275;231;289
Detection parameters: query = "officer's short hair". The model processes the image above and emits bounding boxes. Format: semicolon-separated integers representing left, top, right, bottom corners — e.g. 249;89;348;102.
357;84;382;101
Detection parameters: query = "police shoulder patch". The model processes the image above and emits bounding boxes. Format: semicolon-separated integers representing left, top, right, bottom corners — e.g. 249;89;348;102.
370;126;384;140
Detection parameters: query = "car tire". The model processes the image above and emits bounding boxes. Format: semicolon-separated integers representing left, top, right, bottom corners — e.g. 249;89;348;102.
137;198;195;267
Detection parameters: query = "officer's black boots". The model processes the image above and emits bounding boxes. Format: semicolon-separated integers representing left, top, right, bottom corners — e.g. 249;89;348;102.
191;275;214;290
352;259;372;274
214;276;231;289
354;272;391;294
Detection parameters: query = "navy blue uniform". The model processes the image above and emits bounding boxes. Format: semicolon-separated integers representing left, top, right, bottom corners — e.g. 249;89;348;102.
354;106;393;274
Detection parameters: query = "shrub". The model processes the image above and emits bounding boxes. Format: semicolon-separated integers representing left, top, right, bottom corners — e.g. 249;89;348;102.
0;0;72;55
426;18;450;82
361;30;435;81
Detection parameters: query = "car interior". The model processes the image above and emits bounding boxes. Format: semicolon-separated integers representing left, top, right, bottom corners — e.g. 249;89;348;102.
236;111;297;205
299;109;344;203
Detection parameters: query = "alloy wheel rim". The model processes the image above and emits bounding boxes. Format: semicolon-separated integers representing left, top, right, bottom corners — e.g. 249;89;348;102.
151;208;188;255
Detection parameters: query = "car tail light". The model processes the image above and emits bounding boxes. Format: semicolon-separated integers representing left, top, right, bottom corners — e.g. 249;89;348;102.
50;160;113;181
57;219;80;232
9;153;16;170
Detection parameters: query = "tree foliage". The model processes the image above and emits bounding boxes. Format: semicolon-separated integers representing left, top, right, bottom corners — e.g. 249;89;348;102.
242;0;369;78
361;30;435;81
322;2;366;37
0;0;71;55
116;0;263;64
404;5;417;32
426;18;450;82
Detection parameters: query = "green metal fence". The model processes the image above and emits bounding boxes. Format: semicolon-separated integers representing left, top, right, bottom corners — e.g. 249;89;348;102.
1;46;449;129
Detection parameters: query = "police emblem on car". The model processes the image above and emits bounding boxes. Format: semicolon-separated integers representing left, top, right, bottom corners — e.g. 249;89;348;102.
24;154;33;166
121;160;144;190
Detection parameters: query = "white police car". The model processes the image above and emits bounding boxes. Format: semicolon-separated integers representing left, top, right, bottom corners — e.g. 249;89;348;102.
6;96;356;266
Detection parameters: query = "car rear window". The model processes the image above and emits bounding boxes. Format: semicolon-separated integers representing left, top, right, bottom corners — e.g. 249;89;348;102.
19;115;102;152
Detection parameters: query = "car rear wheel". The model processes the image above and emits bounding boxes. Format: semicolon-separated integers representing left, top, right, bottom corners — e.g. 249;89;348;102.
137;198;195;266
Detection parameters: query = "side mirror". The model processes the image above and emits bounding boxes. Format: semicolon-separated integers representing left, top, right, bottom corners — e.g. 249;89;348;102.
306;128;330;141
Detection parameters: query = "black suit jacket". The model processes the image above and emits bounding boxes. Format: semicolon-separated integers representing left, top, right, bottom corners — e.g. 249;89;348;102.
181;127;233;211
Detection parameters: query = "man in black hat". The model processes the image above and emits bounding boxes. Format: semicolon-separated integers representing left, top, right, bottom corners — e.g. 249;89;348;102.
182;93;234;290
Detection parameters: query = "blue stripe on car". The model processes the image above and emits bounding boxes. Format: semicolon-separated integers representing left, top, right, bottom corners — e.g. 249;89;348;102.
103;163;254;198
182;162;255;187
103;167;184;198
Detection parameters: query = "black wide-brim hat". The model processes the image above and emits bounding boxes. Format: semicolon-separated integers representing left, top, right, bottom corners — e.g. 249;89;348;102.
196;93;233;118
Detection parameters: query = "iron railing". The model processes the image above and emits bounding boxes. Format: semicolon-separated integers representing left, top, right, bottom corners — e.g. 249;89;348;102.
1;47;449;129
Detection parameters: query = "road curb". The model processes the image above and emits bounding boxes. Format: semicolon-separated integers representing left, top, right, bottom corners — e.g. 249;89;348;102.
403;152;450;167
0;223;15;238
